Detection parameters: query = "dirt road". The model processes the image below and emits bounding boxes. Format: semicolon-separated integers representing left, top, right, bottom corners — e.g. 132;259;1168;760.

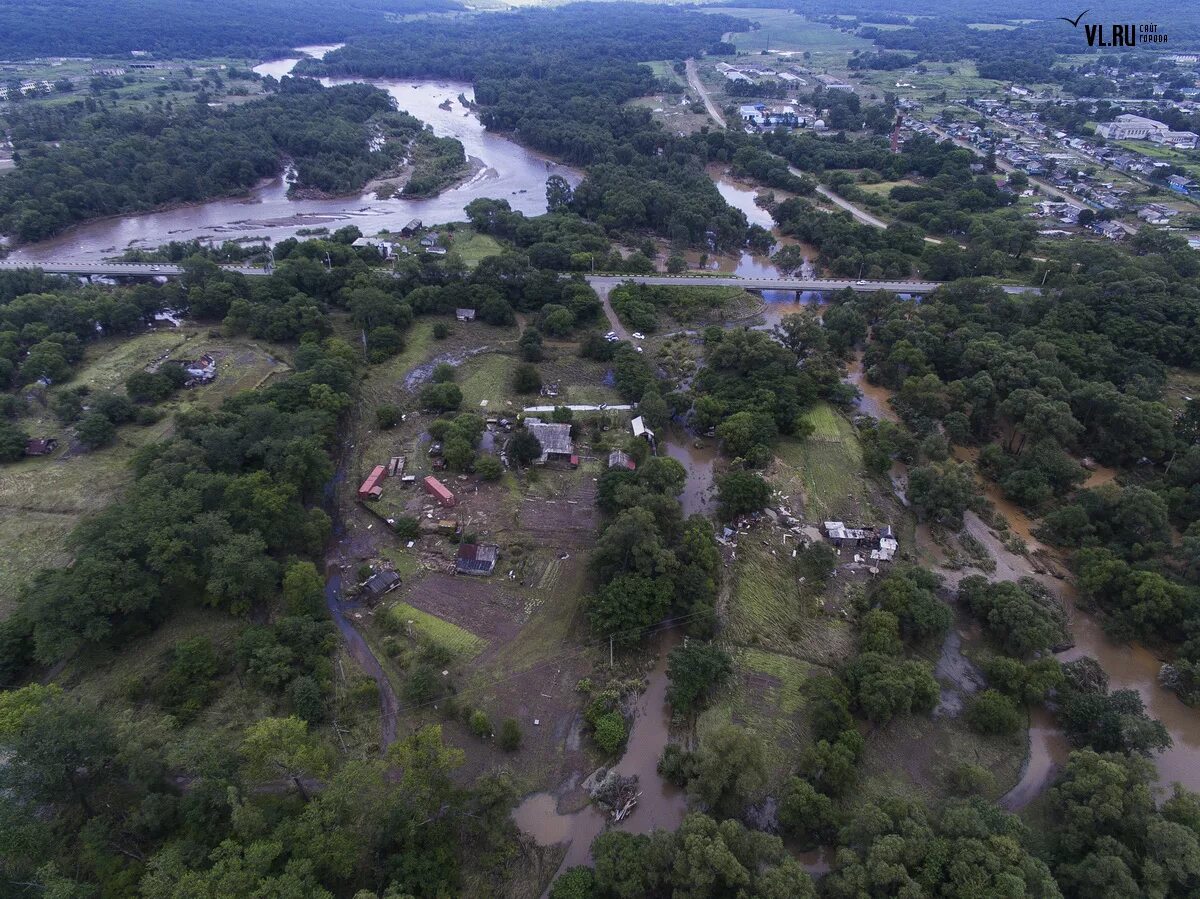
686;58;725;129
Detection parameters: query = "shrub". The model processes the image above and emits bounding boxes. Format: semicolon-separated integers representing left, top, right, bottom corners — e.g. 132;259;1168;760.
468;709;492;739
433;322;450;339
499;717;522;751
592;711;627;754
966;689;1023;736
475;454;503;480
376;404;401;429
393;516;420;540
513;363;542;394
76;412;116;449
948;761;995;796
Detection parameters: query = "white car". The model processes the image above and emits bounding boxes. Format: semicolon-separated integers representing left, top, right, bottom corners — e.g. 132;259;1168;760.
856;279;867;285
631;332;645;340
635;346;644;353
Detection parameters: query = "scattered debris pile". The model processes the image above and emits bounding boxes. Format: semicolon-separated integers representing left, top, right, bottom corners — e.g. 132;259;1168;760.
589;768;641;822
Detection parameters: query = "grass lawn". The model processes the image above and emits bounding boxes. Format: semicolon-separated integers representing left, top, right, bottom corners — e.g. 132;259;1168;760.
725;541;855;667
855;703;1026;807
857;179;917;196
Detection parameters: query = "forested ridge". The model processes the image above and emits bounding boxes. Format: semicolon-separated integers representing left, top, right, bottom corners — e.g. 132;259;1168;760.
0;79;432;243
0;0;463;59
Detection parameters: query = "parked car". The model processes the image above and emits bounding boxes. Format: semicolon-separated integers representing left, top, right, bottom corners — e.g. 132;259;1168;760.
631;332;645;340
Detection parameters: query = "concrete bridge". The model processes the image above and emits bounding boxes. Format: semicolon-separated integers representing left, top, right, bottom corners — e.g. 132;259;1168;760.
0;260;268;278
585;274;944;293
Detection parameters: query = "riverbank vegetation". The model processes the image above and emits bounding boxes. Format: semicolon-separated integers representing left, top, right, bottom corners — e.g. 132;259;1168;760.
0;79;448;242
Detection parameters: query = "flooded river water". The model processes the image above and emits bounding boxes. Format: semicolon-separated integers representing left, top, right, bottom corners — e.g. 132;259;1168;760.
848;366;1200;802
6;46;577;262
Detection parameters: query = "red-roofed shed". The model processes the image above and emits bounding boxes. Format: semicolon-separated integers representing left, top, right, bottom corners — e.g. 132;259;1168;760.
358;465;386;501
423;475;456;507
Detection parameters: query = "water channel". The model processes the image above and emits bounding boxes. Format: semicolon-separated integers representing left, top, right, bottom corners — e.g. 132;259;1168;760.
6;46;579;262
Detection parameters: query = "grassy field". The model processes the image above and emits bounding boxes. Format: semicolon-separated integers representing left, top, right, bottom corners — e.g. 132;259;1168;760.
772;402;877;523
0;329;290;614
448;229;503;267
857;179;918;196
387;600;486;659
707;10;871;59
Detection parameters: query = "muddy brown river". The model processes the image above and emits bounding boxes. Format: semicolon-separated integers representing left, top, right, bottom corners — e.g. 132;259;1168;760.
5;46;578;262
851;369;1200;803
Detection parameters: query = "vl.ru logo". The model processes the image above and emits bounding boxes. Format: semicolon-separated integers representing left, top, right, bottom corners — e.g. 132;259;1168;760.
1059;10;1169;46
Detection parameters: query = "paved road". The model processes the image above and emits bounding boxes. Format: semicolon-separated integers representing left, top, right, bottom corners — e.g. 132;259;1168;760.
0;260;268;277
686;58;726;129
586;274;944;293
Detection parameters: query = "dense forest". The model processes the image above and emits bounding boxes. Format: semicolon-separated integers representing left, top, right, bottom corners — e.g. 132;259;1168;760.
0;0;462;59
0;79;433;242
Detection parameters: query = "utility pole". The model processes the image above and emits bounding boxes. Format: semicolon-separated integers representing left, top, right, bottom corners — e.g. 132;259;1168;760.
609;635;614;669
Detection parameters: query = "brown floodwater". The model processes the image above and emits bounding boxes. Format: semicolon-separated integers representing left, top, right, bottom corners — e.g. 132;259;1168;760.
664;430;719;518
6;48;579;261
847;372;1200;803
845;352;899;424
512;631;687;878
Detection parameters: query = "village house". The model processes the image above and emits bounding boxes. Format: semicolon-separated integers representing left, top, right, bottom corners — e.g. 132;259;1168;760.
823;521;898;562
1138;203;1179;225
456;543;499;576
352;236;391;258
455;308;476;322
361;568;401;600
358;465;386;501
522;417;575;466
400;218;423;237
24;437;58;456
630;415;654;442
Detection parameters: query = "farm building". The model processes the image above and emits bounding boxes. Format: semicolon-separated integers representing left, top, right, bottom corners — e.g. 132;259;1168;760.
361;569;401;600
455;308;476;322
631;416;654;442
523;417;575;465
456;543;499;576
358;465;387;501
423;475;456;507
24;437;58;456
608;449;636;470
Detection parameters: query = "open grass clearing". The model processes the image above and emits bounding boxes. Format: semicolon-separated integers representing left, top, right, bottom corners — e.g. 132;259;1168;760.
855;704;1025;808
772;402;877;523
706;10;872;57
726;541;855;667
448;229;503;267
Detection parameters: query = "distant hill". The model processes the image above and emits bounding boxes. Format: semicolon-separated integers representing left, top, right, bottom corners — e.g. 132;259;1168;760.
0;0;463;60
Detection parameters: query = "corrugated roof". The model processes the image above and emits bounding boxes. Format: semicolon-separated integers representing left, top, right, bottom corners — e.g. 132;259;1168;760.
524;419;573;459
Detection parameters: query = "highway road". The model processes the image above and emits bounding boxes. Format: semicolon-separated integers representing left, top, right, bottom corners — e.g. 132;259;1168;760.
0;260;268;277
